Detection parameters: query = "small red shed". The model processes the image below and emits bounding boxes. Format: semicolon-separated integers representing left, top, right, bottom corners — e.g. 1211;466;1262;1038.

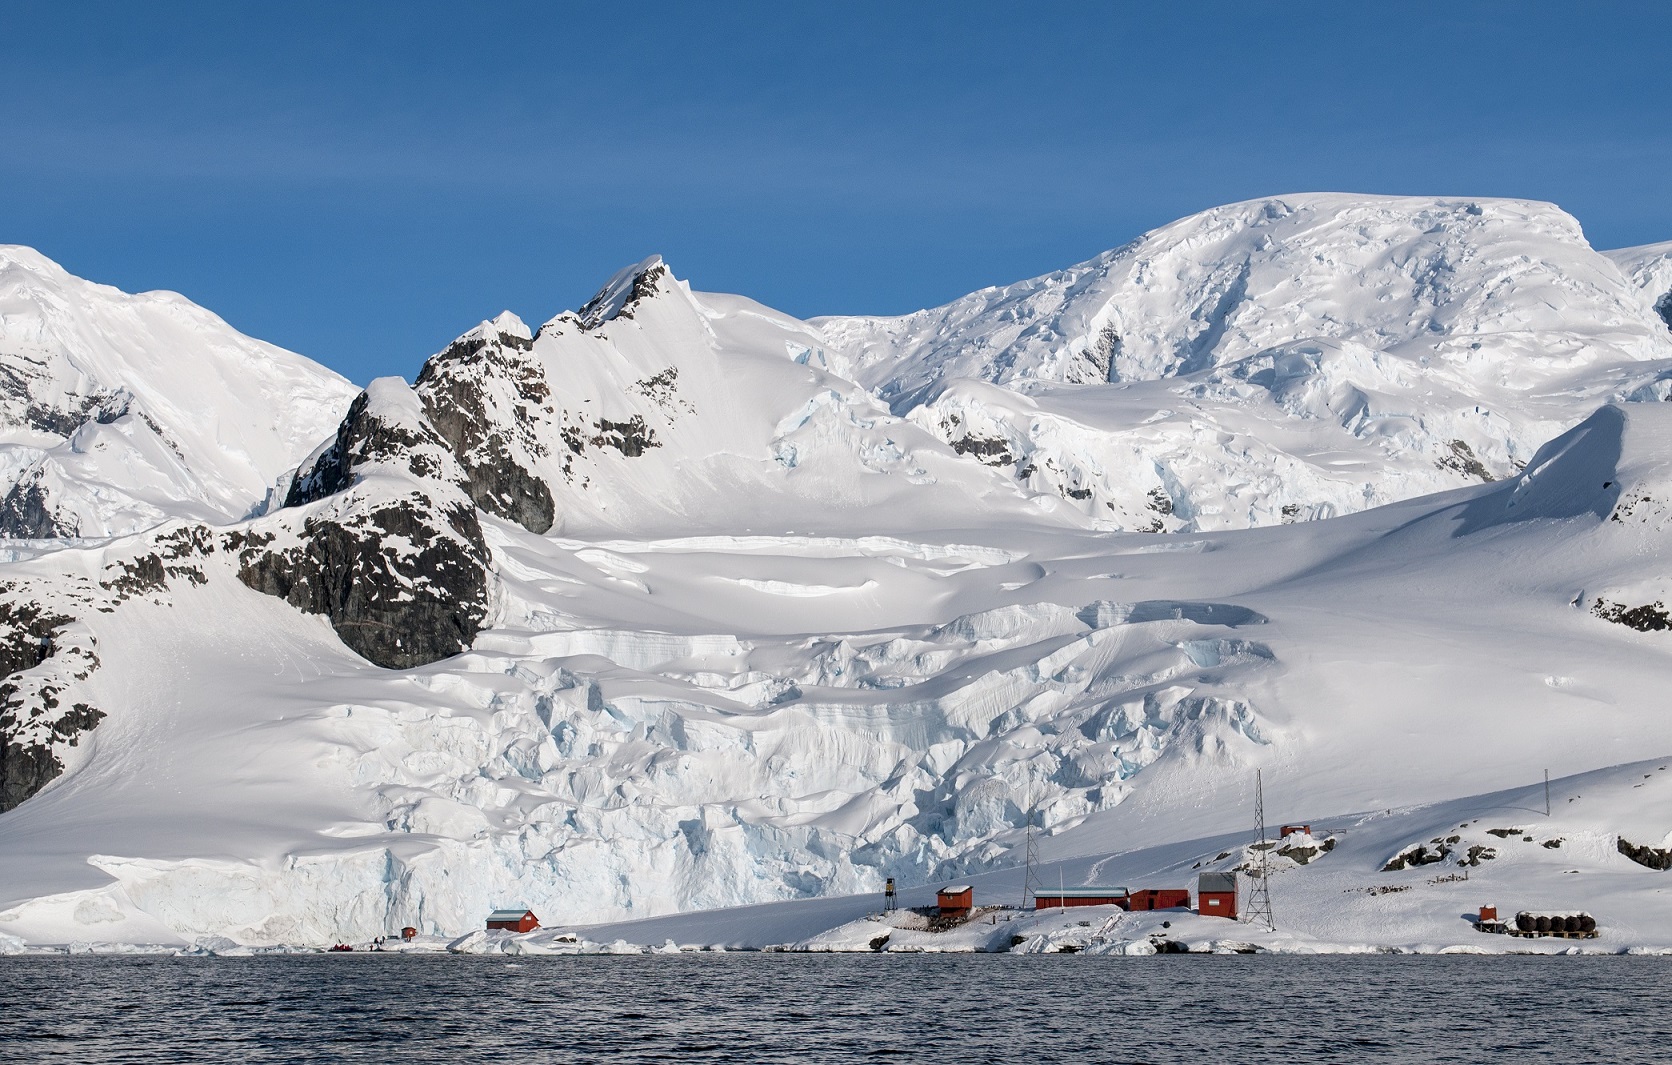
1280;824;1312;838
400;926;418;942
486;908;540;934
1033;887;1130;910
937;885;973;917
1127;888;1191;911
1197;872;1238;920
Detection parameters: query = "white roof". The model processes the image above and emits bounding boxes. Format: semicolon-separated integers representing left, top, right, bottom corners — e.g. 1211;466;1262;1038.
939;884;972;893
488;908;532;919
1036;887;1130;897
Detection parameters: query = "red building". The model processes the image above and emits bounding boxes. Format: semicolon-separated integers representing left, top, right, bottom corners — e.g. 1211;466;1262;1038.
1197;872;1237;919
1127;888;1191;911
400;926;418;942
1280;824;1312;838
486;908;541;933
937;885;973;917
1033;887;1130;910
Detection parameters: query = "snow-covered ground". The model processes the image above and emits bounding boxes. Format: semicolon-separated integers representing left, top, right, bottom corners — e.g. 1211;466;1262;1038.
3;193;1672;955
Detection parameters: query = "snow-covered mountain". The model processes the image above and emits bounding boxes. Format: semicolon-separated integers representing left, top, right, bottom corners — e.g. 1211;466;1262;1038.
3;194;1672;951
819;195;1672;530
0;246;358;538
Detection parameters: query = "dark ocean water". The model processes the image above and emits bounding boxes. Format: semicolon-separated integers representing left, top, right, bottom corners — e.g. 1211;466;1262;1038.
1;953;1668;1064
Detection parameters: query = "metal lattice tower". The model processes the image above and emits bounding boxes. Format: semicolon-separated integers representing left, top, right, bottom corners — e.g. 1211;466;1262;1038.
1020;780;1042;909
1244;769;1276;931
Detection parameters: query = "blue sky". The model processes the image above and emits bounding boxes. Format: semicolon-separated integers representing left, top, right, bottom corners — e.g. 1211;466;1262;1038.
4;2;1668;384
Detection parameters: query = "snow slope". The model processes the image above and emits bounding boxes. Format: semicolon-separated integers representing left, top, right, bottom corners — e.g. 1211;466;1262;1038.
818;196;1672;530
398;257;1078;540
4;399;1672;948
0;246;358;538
3;196;1672;951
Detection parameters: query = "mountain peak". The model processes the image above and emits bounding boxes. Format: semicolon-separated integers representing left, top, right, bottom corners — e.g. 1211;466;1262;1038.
575;255;670;330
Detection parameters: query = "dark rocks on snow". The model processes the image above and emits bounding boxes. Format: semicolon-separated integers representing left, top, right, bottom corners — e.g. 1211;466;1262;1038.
287;391;443;508
0;597;103;813
99;526;215;600
415;335;556;534
1437;439;1495;482
1079;325;1121;384
577;260;672;330
238;500;491;670
1618;836;1672;870
1592;597;1671;632
0;472;77;539
949;434;1013;467
1655;292;1672;332
589;416;660;458
1381;841;1451;871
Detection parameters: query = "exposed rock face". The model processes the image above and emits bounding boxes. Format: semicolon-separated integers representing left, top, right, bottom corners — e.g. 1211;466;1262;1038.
0;593;102;813
413;315;556;534
575;256;671;330
237;502;489;670
241;378;493;670
1592;597;1672;632
1618;836;1672;870
0;469;78;539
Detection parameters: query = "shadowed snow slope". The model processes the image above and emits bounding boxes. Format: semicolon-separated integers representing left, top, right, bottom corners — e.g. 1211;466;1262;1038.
3;196;1672;950
0;246;358;538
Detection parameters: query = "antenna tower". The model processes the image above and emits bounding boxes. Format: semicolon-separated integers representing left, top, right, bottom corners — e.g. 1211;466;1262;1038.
1020;778;1042;909
1244;769;1276;931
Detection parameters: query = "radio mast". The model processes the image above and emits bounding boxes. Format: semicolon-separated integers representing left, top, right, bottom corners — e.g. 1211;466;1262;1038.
1244;769;1276;931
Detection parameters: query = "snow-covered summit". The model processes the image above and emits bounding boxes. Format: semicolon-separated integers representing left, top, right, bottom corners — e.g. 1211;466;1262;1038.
818;195;1667;398
809;196;1672;532
574;255;669;330
0;246;359;538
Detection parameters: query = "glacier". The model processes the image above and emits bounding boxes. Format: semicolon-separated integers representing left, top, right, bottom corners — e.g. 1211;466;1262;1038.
2;193;1672;952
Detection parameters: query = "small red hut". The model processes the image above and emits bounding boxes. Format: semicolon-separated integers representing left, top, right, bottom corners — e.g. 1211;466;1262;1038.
486;908;540;933
1127;888;1191;911
936;885;973;918
1280;824;1312;838
1197;872;1237;920
400;926;418;942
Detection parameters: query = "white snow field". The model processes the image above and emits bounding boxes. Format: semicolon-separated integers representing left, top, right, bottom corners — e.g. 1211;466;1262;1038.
3;193;1672;954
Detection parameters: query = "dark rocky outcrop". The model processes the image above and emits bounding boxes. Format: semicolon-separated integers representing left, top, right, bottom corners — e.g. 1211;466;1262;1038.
243;379;494;669
0;595;103;813
949;434;1013;467
1655;292;1672;332
286;391;449;507
1592;597;1672;632
1618;836;1672;870
1080;325;1121;384
414;324;555;534
238;501;490;670
588;415;660;457
576;258;672;330
1438;439;1495;482
1381;840;1451;871
0;470;77;539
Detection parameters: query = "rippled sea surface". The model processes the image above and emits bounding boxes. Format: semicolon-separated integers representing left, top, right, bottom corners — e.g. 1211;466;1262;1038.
2;954;1670;1064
